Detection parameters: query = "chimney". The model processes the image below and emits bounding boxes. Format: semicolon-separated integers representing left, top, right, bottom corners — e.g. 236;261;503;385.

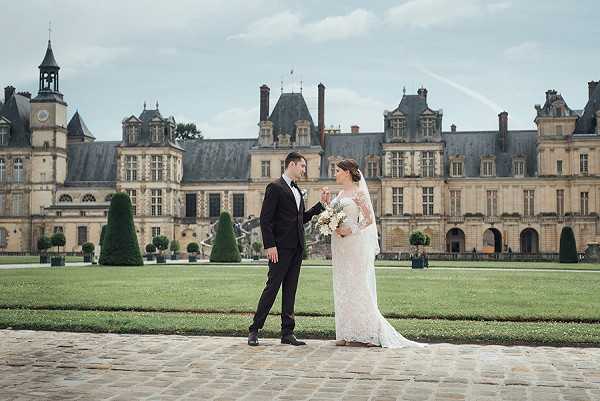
4;86;15;103
351;125;360;134
417;87;428;100
318;83;325;148
450;124;456;133
588;81;599;100
260;84;270;121
17;91;31;99
498;111;508;152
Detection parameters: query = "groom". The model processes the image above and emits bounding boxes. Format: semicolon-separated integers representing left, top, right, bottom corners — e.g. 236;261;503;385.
248;152;329;346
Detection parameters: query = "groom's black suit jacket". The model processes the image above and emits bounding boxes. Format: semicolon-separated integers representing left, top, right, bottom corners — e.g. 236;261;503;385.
260;177;324;250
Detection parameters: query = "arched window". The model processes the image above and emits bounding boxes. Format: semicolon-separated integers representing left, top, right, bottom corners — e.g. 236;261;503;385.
81;194;96;202
0;227;7;248
13;158;23;183
59;194;73;203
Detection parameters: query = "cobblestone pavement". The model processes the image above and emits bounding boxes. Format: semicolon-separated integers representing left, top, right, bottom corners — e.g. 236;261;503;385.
1;330;599;401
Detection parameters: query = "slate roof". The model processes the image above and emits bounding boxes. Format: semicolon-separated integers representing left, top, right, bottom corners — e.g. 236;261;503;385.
0;93;31;147
67;111;95;140
385;93;443;142
39;40;60;69
320;133;384;177
574;84;600;135
268;93;319;145
443;130;538;177
180;138;257;182
120;108;182;150
65;141;119;184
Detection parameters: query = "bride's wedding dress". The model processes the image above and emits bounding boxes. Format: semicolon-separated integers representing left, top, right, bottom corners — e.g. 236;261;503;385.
330;190;424;348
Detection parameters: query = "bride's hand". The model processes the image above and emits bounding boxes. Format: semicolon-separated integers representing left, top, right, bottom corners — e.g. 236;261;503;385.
335;227;352;237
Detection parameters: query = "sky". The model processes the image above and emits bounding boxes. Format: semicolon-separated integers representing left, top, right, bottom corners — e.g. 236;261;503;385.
3;0;599;140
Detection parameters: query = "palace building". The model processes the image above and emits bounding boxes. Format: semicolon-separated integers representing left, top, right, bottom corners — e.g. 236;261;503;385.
1;39;599;255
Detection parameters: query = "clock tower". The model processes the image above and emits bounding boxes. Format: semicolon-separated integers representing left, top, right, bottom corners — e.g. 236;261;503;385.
30;39;68;215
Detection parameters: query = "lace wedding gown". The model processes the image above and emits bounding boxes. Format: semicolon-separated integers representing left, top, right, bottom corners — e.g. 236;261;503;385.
330;194;424;348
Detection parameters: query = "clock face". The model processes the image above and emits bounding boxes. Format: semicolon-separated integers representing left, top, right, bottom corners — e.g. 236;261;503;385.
37;109;49;122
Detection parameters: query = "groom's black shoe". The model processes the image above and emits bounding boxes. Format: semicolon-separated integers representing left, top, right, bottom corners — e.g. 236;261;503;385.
281;334;306;346
248;331;259;346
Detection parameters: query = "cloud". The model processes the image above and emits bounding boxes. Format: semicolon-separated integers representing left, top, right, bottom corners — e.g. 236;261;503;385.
191;106;260;139
504;41;541;61
384;0;511;29
229;9;376;45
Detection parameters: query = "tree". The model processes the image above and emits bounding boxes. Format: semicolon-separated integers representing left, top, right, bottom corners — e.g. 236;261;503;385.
145;243;156;254
174;122;202;141
82;242;95;255
559;226;578;263
37;236;52;255
99;192;143;266
170;239;181;253
153;235;170;255
409;231;429;256
210;212;241;262
51;232;66;254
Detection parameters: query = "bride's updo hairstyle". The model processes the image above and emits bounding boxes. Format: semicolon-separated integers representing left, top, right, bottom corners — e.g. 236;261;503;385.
337;159;361;183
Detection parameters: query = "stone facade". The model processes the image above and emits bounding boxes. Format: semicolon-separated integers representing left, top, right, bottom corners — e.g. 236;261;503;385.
1;40;600;255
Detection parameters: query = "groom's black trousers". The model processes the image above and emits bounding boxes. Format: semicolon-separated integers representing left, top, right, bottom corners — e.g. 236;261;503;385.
249;245;303;336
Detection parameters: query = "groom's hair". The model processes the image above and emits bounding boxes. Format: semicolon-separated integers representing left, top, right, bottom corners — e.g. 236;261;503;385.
284;152;305;168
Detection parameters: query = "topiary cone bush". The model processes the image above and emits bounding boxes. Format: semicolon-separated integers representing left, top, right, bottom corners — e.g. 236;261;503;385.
210;212;241;263
559;226;578;263
99;192;143;266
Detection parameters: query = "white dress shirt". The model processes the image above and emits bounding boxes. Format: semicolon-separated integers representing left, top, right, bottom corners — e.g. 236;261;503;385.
282;173;301;210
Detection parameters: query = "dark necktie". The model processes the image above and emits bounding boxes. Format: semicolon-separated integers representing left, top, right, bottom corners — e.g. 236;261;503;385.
291;181;299;190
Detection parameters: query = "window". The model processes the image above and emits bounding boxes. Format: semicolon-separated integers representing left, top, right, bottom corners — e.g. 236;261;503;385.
580;154;589;175
127;189;137;215
0;159;5;182
556;125;563;135
280;160;285;175
513;159;525;177
151;156;163;181
557;160;563;176
13;158;23;183
0;193;4;215
209;193;221;218
422;187;434;215
151;189;162;216
371;193;379;217
392;188;403;216
77;226;88;246
421;117;434;137
11;192;23;216
367;159;378;177
104;194;113;202
556;189;564;215
261;160;270;178
152;226;161;238
0;126;8;145
233;193;245;218
391;152;404;178
260;127;270;141
55;211;62;217
59;194;72;202
82;194;96;202
0;227;6;247
486;190;497;217
329;163;336;178
581;192;589;215
451;161;463;177
524;190;535;217
53;226;63;234
80;211;86;217
127;125;136;144
421;151;434;177
481;159;495;177
126;156;138;181
390;118;407;138
151;125;161;142
450;190;461;216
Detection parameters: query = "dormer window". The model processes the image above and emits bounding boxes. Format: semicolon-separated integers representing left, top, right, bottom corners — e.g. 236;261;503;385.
295;121;310;146
0;125;9;146
127;125;137;144
151;125;161;143
278;134;290;147
258;121;273;147
390;117;407;139
513;158;525;177
366;157;379;178
421;117;434;137
481;157;496;177
450;156;464;177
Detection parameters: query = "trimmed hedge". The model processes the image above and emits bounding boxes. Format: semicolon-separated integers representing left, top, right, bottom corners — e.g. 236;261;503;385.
559;226;578;263
210;212;241;263
99;192;143;266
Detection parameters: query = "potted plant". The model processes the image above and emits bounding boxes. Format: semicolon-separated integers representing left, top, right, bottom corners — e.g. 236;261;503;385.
37;235;52;264
51;232;66;267
409;231;429;269
170;239;181;261
82;242;95;263
153;235;169;264
251;241;262;261
187;242;200;263
145;243;156;261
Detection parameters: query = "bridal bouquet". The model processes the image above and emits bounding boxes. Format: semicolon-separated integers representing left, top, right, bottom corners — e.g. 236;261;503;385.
312;202;346;236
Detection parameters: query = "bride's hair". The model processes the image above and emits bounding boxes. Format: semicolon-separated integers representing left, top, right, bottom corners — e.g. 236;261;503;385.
336;159;361;182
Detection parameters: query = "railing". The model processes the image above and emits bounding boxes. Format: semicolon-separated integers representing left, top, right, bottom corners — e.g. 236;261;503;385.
376;252;575;262
447;216;464;224
483;216;500;224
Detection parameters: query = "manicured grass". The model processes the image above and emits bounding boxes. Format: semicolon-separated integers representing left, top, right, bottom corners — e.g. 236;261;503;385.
0;309;598;346
0;265;598;322
0;255;84;265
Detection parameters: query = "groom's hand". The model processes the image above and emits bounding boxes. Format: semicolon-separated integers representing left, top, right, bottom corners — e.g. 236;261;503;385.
266;247;279;263
320;187;331;205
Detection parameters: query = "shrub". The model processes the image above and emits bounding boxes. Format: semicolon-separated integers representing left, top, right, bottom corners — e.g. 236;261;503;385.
559;226;578;263
37;236;52;254
98;192;143;266
99;225;107;248
170;239;180;253
51;232;66;254
187;242;200;254
210;212;241;262
409;230;430;256
153;235;170;255
145;243;156;254
82;242;95;255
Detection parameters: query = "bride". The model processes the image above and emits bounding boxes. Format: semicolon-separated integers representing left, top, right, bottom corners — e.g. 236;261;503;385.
329;159;424;348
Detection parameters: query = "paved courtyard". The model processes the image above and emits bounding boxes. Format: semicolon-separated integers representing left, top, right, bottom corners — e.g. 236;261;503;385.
1;330;599;401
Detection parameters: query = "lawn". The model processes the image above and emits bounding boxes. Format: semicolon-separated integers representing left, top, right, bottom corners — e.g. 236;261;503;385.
0;255;84;265
0;264;598;345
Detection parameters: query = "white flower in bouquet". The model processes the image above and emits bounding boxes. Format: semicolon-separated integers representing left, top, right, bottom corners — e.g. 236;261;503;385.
313;202;346;237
